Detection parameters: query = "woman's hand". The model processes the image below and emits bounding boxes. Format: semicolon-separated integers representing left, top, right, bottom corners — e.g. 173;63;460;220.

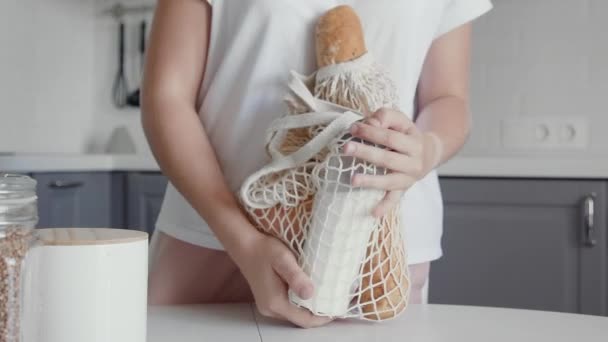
343;108;443;217
233;233;332;329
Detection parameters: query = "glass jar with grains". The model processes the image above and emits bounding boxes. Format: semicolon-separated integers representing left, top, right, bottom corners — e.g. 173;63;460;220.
0;174;39;342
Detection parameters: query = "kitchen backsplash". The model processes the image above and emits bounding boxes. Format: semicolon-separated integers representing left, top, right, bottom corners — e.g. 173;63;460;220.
1;0;606;158
464;0;608;158
0;0;153;155
0;0;96;154
90;0;154;155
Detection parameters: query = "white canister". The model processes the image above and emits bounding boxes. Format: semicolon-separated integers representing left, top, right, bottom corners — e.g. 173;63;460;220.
21;228;148;342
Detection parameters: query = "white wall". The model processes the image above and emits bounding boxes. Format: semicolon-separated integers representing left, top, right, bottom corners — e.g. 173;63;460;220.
0;0;152;155
1;0;607;159
464;0;608;158
0;0;95;154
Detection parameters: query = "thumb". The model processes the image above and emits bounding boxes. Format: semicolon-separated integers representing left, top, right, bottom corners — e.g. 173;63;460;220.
272;252;314;299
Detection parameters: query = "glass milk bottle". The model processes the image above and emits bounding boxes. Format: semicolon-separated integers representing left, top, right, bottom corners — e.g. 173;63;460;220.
291;136;385;317
0;174;39;342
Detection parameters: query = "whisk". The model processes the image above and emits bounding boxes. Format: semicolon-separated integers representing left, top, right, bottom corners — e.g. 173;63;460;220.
113;22;128;108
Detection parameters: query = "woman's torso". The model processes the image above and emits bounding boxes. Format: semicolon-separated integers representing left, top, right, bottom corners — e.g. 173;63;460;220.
199;0;447;192
157;0;491;263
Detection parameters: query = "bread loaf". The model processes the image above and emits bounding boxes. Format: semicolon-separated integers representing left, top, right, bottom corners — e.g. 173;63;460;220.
359;209;408;320
250;194;313;253
315;5;367;67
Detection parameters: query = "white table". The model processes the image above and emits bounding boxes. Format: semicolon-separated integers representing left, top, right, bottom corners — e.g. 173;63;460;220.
148;304;608;342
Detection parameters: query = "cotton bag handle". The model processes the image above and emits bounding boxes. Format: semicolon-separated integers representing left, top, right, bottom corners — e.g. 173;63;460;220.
240;71;364;209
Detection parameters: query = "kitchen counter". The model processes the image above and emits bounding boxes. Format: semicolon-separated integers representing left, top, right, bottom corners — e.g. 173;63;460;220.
438;156;608;179
0;153;160;172
148;304;608;342
2;154;608;179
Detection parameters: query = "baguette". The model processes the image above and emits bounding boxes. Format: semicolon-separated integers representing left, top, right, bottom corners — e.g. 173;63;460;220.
359;209;408;320
315;5;367;67
250;194;313;253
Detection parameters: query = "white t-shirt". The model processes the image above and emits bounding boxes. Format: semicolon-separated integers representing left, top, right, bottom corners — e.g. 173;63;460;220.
155;0;492;264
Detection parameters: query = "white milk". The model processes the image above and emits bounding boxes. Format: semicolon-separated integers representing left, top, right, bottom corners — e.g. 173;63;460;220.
290;186;383;316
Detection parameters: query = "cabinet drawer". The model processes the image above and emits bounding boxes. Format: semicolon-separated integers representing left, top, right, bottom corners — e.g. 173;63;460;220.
33;172;113;228
127;173;168;235
431;178;607;316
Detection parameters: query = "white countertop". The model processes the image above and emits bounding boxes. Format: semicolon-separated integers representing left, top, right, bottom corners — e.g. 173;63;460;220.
438;156;608;179
0;154;160;172
1;154;608;179
148;304;608;342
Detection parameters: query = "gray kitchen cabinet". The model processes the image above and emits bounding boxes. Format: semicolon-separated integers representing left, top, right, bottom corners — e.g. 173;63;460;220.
110;173;127;229
430;178;607;316
127;172;167;235
33;172;118;228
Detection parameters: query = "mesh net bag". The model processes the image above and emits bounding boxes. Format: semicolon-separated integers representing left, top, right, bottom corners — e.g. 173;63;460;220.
239;50;410;321
239;5;410;321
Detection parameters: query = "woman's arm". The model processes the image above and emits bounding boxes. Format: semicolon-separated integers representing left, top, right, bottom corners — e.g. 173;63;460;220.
415;23;472;168
344;24;473;215
141;0;329;328
141;0;255;263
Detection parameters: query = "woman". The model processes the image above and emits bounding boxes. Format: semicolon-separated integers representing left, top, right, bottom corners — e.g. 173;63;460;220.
142;0;492;328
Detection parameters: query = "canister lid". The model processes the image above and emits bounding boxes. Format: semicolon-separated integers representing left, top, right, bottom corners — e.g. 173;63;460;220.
37;228;148;246
0;173;37;193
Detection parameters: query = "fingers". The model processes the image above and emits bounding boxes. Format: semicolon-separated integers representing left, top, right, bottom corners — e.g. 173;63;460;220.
344;140;423;175
269;252;332;328
347;110;425;178
366;108;417;134
258;298;332;328
373;190;403;217
280;300;334;328
350;122;422;157
258;252;331;328
352;172;415;191
251;239;332;329
272;251;314;299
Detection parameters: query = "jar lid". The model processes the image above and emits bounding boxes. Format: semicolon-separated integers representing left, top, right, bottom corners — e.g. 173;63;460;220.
0;174;37;224
0;173;37;208
0;173;37;193
36;228;148;246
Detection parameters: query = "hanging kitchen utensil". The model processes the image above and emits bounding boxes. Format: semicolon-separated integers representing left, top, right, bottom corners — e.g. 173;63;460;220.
113;21;129;108
139;21;146;75
127;20;147;107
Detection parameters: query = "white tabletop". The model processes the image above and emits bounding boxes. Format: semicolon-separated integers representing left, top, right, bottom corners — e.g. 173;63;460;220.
147;304;608;342
0;153;160;172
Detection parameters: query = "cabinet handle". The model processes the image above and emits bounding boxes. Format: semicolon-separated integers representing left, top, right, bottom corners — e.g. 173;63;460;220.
49;180;84;189
582;194;596;247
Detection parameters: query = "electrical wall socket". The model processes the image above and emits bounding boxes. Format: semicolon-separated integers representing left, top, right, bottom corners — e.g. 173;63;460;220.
501;117;589;150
